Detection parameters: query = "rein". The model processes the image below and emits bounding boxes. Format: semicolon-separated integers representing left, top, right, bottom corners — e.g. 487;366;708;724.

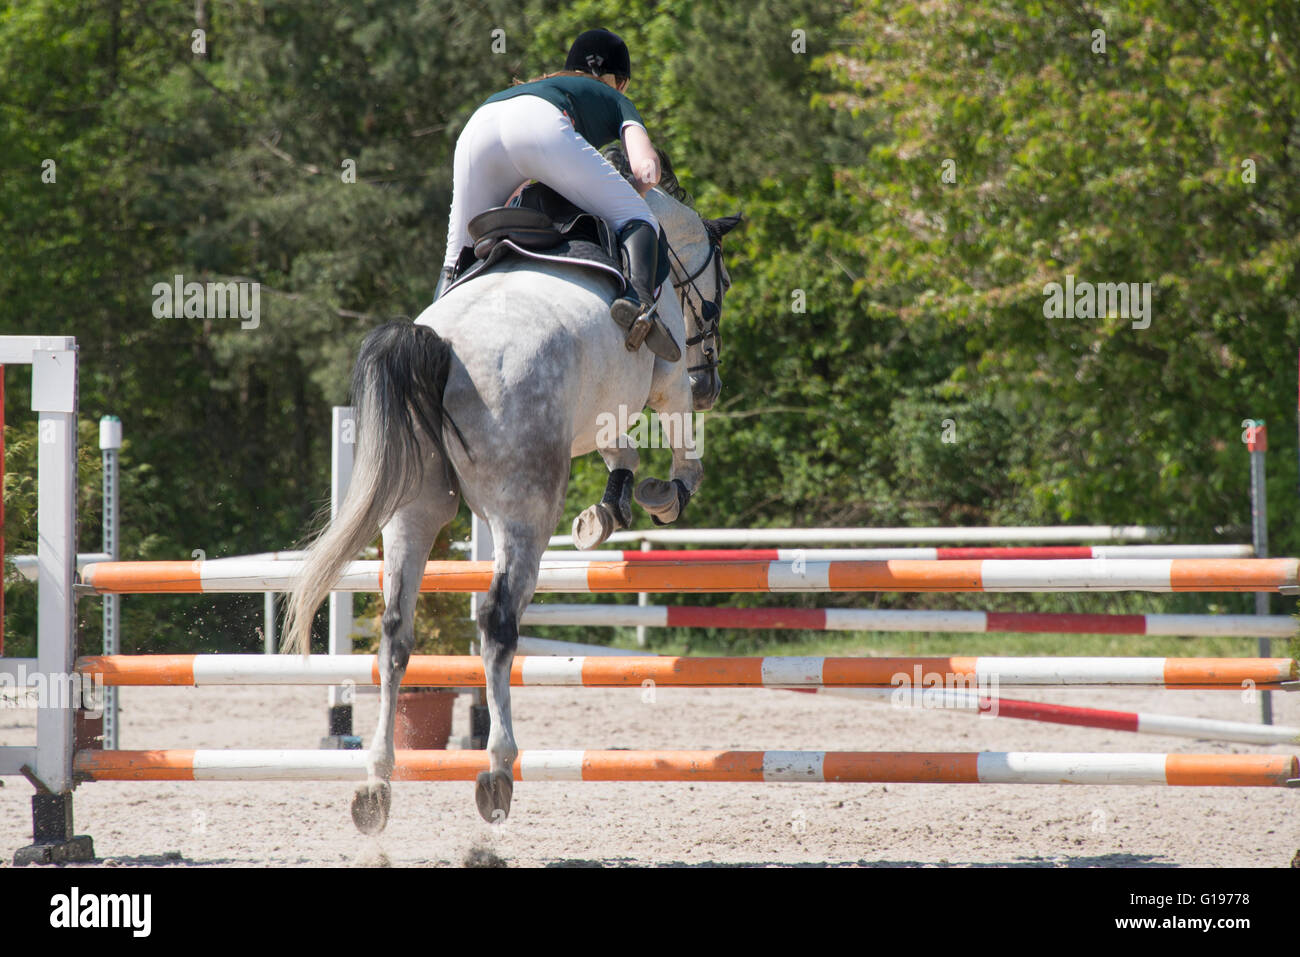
664;233;725;377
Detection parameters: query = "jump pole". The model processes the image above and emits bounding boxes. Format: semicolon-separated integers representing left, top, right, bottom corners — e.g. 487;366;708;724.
519;604;1298;638
546;525;1190;547
536;545;1255;561
513;636;1300;746
72;749;1300;787
809;687;1300;745
78;557;1300;594
74;653;1299;689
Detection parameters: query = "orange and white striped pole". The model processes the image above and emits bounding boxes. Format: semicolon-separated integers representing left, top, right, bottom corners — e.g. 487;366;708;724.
78;557;1300;595
513;635;1300;746
72;749;1300;787
74;653;1299;689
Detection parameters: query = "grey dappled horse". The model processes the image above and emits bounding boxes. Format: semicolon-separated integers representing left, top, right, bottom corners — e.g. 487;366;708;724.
284;174;740;831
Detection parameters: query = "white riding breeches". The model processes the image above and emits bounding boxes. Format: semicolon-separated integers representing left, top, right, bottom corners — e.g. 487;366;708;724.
442;95;658;270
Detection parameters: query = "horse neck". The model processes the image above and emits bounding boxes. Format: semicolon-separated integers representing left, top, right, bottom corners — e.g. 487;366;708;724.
645;189;713;367
646;189;708;263
646;190;711;317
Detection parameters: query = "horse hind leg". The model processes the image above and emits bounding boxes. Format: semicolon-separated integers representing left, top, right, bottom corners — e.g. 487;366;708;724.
474;521;548;822
354;486;457;834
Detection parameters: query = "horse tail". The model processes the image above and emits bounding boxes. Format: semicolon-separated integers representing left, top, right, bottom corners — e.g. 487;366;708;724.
282;321;463;655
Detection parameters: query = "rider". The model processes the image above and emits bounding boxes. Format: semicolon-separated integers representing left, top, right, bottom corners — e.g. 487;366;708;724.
433;28;678;361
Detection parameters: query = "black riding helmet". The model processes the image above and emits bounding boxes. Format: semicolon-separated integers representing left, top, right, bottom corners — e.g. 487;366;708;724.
564;28;631;80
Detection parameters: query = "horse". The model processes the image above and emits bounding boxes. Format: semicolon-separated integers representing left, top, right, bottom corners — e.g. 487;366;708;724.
283;158;740;831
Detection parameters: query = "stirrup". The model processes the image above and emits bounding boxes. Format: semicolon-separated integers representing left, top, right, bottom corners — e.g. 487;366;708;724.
624;313;652;351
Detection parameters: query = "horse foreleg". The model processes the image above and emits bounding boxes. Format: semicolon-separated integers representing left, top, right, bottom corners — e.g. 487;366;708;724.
635;390;703;525
571;445;639;549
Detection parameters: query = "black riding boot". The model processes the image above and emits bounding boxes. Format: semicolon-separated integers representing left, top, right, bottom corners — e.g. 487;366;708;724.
432;265;455;302
611;221;680;362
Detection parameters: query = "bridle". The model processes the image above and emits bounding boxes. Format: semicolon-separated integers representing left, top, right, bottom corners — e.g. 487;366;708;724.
665;231;726;379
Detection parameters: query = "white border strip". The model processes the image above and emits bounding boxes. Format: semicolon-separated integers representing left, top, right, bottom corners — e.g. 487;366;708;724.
978;559;1174;592
976;752;1168;785
190;655;373;685
972;657;1168;685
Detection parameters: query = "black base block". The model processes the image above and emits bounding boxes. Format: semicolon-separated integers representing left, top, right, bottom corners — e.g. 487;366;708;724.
13;793;95;866
327;704;353;737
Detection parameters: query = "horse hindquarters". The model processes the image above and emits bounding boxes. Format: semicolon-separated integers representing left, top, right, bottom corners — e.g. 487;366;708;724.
283;321;462;662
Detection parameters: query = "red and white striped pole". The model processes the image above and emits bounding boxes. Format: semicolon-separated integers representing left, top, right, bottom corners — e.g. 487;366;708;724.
519;603;1296;637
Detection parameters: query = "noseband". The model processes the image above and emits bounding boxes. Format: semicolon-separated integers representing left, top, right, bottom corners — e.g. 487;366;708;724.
665;234;725;378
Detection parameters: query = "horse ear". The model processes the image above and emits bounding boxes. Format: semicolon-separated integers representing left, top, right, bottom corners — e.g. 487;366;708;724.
703;213;744;239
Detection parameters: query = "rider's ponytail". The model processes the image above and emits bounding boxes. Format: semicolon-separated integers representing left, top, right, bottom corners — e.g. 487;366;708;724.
515;69;618;87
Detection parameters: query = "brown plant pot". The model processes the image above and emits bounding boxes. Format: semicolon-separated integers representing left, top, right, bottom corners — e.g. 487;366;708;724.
394;687;457;750
75;710;103;752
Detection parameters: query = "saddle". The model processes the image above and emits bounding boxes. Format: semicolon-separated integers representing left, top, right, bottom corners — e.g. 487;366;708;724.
444;183;669;297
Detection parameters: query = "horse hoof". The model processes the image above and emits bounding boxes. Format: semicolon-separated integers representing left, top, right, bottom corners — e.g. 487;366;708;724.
572;502;616;550
475;770;514;823
634;478;680;523
351;782;391;835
